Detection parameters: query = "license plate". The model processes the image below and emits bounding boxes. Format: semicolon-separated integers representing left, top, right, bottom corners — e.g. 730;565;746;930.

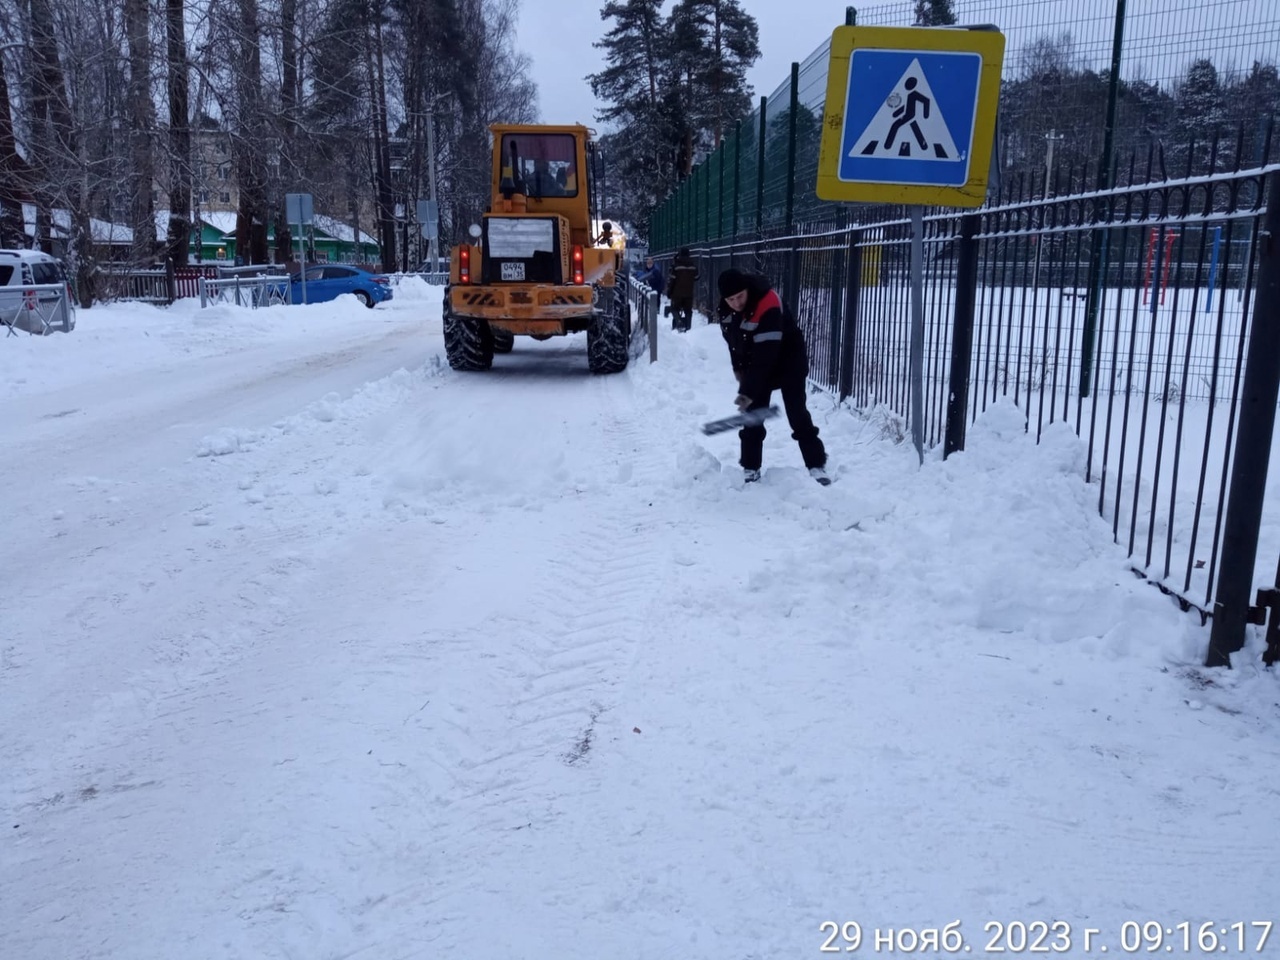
500;261;525;281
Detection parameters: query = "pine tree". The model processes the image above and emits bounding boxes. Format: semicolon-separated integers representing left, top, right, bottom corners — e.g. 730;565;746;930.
913;0;956;26
587;0;758;236
1176;57;1226;168
1177;58;1224;132
1115;70;1174;166
695;0;759;146
588;0;678;227
667;0;759;166
589;0;667;125
1227;61;1280;131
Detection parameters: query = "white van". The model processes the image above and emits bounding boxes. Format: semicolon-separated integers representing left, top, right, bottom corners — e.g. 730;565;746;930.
0;249;76;334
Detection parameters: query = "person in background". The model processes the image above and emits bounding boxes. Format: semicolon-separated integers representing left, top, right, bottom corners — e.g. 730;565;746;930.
637;256;665;296
716;267;829;485
665;247;697;332
530;158;561;196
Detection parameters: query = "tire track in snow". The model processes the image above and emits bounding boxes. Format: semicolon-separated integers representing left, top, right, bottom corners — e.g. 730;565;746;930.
401;373;675;917
501;376;668;757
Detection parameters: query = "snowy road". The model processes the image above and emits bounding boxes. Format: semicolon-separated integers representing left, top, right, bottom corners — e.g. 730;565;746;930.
3;281;1279;959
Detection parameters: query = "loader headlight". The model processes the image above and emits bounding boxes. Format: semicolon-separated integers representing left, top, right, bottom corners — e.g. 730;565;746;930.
468;223;482;239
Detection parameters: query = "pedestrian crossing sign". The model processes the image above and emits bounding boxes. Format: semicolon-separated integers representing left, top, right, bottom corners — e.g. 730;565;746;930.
817;25;1004;207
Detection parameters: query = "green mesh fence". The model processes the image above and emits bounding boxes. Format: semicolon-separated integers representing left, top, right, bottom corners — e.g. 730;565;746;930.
653;0;1280;248
760;74;793;231
706;147;721;241
792;40;838;225
738;107;760;237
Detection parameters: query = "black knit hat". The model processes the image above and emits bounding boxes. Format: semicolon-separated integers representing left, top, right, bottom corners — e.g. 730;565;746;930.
718;268;749;298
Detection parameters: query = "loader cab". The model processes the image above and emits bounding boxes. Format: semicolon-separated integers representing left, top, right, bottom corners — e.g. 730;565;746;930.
497;131;581;198
491;125;592;247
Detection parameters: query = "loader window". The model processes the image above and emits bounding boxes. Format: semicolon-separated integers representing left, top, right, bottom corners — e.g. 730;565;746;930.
501;134;578;198
486;218;556;259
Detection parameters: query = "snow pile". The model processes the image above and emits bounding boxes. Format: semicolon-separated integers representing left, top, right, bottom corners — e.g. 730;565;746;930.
2;287;1279;960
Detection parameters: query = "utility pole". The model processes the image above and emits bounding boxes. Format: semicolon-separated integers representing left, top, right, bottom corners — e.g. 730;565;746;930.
425;106;439;268
1043;129;1063;199
1032;129;1064;290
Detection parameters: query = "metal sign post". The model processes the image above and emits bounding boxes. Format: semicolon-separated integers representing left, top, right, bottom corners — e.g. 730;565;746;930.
286;192;314;305
816;24;1004;464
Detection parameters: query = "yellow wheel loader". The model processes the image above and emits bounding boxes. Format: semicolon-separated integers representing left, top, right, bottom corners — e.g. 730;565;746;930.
444;124;630;374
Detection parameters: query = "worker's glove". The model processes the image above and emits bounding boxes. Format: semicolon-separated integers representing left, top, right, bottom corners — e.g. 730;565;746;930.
734;394;752;412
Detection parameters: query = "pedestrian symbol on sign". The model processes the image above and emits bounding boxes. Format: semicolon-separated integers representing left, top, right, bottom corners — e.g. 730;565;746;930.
833;47;983;189
850;59;959;161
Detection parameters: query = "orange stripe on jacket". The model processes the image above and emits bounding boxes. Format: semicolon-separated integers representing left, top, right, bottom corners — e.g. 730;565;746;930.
740;289;781;330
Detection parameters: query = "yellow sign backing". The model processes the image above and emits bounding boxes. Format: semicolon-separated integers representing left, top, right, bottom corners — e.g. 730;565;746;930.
816;25;1004;207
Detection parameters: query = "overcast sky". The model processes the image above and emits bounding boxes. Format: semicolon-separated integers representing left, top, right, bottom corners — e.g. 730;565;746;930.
516;0;844;130
515;0;1280;131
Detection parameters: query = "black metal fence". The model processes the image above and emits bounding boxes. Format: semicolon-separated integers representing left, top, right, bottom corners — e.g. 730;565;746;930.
662;161;1280;666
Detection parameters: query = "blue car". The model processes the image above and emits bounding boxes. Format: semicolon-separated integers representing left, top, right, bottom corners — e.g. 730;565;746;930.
291;265;393;307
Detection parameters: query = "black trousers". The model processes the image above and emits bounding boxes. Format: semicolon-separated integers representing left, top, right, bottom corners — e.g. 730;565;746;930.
670;296;693;331
739;376;826;471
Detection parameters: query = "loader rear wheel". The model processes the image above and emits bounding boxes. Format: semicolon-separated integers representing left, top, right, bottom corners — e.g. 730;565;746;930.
491;328;515;353
587;288;630;374
444;300;494;371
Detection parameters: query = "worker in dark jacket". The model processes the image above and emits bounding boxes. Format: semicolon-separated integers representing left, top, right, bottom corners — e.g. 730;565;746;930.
636;256;665;294
665;248;698;331
717;268;829;484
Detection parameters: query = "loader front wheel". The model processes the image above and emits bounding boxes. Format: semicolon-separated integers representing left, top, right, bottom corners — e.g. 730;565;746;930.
587;288;629;375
